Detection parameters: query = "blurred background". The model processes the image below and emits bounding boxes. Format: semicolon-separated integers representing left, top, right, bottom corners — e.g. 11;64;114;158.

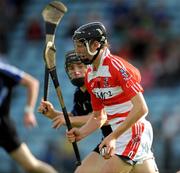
0;0;180;172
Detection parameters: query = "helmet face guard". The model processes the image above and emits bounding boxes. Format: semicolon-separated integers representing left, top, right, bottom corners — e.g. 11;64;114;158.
72;22;107;65
65;50;85;87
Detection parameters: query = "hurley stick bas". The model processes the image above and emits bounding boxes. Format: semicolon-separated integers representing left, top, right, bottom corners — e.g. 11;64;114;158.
44;41;81;166
42;1;67;100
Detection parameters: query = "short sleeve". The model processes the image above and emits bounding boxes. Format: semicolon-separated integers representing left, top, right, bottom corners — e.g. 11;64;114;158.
113;62;143;99
0;61;24;86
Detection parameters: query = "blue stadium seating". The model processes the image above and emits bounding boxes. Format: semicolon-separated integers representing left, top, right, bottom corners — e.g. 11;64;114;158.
1;0;180;172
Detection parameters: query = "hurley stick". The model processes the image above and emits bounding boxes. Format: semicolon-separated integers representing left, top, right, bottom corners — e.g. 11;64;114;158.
44;41;81;166
42;1;67;100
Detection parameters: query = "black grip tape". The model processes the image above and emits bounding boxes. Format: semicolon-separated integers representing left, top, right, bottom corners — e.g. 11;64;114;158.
45;22;56;35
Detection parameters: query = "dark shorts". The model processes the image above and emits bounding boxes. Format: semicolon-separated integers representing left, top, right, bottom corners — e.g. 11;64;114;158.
93;143;101;154
116;154;137;166
93;143;136;166
0;117;21;153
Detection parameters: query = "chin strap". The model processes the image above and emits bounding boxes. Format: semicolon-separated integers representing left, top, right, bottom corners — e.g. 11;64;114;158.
85;41;98;56
84;41;104;64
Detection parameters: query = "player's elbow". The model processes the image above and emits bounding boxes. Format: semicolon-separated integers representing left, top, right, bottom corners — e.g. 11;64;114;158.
142;105;148;115
138;104;149;118
99;111;107;127
93;110;107;128
21;73;39;90
33;78;39;91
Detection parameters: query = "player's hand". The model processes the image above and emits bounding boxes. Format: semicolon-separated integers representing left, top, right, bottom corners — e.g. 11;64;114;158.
24;112;37;128
38;100;57;119
66;128;81;143
52;115;65;129
99;133;116;159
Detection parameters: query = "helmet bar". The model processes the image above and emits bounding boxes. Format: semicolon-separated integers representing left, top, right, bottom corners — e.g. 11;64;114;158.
85;41;98;56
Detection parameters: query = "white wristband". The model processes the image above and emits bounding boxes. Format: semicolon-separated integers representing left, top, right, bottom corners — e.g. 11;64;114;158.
24;106;34;113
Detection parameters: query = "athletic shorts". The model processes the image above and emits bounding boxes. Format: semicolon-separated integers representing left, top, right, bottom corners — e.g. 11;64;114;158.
93;119;154;164
93;143;136;165
0;116;21;153
113;119;154;163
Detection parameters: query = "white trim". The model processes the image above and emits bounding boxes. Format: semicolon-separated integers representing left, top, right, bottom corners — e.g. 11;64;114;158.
104;101;133;115
87;65;111;82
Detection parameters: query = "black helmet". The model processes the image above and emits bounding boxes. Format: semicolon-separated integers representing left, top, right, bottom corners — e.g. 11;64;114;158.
72;22;107;43
72;22;107;65
65;50;85;87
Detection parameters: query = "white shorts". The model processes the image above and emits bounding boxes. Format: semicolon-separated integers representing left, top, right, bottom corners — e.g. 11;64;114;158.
111;118;154;163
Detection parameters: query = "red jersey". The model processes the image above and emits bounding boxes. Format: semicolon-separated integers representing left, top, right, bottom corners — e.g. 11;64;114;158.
85;49;154;162
85;48;143;125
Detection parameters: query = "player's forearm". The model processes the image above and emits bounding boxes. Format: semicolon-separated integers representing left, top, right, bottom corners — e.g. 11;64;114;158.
113;108;147;139
47;109;60;119
79;111;107;139
69;114;91;127
112;93;148;139
24;75;39;111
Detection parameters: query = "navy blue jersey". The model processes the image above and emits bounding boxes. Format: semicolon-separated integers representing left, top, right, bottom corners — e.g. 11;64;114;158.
0;61;24;117
71;87;92;116
0;61;24;152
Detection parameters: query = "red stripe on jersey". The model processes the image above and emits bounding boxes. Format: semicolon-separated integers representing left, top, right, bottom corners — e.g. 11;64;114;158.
110;54;141;83
122;122;145;160
107;112;130;120
115;120;124;124
111;56;126;70
111;59;124;71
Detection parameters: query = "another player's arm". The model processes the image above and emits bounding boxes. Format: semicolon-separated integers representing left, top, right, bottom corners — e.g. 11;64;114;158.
66;109;107;143
20;73;39;127
78;109;107;139
69;113;93;127
20;73;39;111
52;113;93;128
38;100;63;119
38;100;93;127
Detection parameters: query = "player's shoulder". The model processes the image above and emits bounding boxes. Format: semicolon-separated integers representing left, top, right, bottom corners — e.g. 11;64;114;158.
103;53;125;70
0;61;25;78
106;53;136;70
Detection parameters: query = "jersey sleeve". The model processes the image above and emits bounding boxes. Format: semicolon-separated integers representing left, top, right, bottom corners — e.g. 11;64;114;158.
111;60;143;99
0;61;25;86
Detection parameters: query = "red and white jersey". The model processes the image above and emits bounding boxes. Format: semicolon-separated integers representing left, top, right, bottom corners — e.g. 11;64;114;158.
85;48;143;125
85;49;154;162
